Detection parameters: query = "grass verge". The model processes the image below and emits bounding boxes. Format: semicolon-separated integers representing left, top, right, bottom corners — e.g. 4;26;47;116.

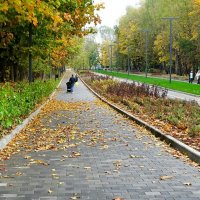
95;70;200;96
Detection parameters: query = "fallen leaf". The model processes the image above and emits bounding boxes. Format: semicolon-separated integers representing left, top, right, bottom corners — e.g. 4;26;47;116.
30;160;49;166
48;189;53;194
84;167;91;170
70;194;80;199
24;156;31;159
160;175;173;180
70;152;81;157
104;171;112;175
129;155;143;158
16;172;22;176
183;182;192;186
100;145;109;149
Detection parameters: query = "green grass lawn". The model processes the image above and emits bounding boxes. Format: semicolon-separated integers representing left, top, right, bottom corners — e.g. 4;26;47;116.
95;70;200;96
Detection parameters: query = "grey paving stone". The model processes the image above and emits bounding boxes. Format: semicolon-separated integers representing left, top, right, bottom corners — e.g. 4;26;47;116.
0;72;200;200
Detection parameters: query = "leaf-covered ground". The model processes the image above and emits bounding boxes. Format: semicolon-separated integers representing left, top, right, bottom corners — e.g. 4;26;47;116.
0;79;200;199
82;73;200;152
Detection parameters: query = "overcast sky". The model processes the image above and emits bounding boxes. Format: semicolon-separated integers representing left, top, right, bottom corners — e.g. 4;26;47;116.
94;0;141;28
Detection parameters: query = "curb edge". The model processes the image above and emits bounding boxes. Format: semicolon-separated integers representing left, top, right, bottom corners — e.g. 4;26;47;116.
80;76;200;164
0;75;65;151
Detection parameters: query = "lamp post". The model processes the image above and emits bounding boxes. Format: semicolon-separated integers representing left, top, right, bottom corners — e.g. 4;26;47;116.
28;23;33;83
144;29;149;78
162;17;178;83
127;46;130;75
109;44;113;72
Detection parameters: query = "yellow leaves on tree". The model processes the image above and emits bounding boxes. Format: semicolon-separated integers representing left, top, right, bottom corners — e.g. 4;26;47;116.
64;13;73;22
194;0;200;6
100;41;110;67
153;32;169;63
0;32;14;47
51;14;63;30
154;31;179;63
0;2;9;13
0;0;104;70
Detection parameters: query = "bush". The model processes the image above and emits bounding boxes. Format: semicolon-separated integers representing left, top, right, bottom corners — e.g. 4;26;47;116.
83;73;200;140
0;79;58;136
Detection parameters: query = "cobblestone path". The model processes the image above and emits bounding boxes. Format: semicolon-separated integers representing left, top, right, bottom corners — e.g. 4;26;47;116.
0;73;200;200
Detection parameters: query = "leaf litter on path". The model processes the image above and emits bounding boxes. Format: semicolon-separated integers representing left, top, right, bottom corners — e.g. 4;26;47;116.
0;100;92;161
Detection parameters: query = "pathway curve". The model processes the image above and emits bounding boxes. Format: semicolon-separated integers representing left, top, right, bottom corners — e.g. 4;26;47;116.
0;72;200;200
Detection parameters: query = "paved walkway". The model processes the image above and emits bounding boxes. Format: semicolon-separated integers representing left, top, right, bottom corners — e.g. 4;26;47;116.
0;72;200;200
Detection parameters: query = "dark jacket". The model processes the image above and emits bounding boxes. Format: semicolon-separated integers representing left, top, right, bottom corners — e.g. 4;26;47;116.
69;76;76;85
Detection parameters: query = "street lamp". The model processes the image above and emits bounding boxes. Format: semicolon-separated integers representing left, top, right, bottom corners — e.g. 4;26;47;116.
127;46;130;75
142;29;149;78
109;44;114;72
28;23;33;83
162;17;178;83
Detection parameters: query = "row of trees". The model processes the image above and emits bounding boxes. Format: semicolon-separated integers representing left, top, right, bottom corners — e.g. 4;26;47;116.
97;0;200;76
0;0;103;82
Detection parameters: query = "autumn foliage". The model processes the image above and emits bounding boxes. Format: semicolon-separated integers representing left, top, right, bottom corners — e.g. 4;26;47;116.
0;0;103;81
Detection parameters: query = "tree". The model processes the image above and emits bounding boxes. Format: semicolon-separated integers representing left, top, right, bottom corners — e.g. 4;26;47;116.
0;0;103;81
112;0;199;75
69;35;100;70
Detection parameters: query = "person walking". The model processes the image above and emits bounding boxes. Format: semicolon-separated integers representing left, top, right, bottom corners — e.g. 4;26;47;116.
189;70;194;83
195;70;200;84
75;74;78;82
68;74;76;92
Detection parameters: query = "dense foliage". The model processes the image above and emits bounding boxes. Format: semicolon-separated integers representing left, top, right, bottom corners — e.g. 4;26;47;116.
98;0;200;76
0;79;58;137
0;0;103;82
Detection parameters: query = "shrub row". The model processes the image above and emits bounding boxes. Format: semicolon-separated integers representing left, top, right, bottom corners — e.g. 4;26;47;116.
84;73;200;139
0;79;59;137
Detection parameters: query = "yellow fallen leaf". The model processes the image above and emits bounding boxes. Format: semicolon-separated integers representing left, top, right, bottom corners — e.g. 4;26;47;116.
16;172;22;176
70;196;80;199
101;145;109;149
48;189;53;194
84;167;91;170
74;152;81;156
24;156;31;159
160;175;173;180
31;160;49;166
129;155;143;158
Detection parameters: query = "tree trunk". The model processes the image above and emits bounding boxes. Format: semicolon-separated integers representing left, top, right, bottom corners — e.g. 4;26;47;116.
28;23;33;83
10;65;14;81
175;51;179;75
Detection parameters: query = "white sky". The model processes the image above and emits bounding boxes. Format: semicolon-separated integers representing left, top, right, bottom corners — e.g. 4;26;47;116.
94;0;141;28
